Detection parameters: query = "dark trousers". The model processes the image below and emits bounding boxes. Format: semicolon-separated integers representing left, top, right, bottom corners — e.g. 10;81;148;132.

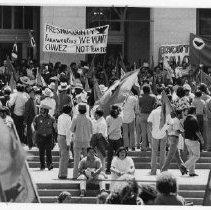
196;115;204;150
106;138;122;171
26;122;33;148
13;114;25;144
37;134;53;168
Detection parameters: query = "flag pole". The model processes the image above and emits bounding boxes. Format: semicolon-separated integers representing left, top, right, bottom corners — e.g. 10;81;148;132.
0;180;6;202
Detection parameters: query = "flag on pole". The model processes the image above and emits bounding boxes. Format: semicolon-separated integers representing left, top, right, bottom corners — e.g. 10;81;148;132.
119;54;127;73
93;75;103;102
6;57;16;76
120;68;126;79
11;40;18;60
84;77;90;92
28;30;36;48
96;69;140;116
36;68;46;87
0;119;40;202
69;70;76;87
9;72;16;93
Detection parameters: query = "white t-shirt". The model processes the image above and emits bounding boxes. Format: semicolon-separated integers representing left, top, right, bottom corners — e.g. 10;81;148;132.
147;106;167;139
110;156;135;189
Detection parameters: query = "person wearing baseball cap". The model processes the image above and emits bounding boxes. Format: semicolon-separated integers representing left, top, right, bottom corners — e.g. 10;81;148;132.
33;102;56;171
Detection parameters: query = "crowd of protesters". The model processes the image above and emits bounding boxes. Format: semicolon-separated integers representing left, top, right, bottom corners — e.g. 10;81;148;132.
0;55;210;205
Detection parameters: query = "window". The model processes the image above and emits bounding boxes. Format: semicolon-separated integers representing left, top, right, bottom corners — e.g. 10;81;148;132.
14;6;24;29
3;6;12;29
24;6;33;29
198;9;211;37
87;7;121;31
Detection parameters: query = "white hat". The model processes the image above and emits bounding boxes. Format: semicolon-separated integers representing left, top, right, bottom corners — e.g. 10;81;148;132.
39;103;52;110
77;69;83;75
20;76;35;86
99;84;108;93
143;62;149;68
42;88;53;97
82;66;89;70
74;81;83;90
58;82;70;91
48;82;55;90
183;84;191;91
76;92;87;103
50;76;59;81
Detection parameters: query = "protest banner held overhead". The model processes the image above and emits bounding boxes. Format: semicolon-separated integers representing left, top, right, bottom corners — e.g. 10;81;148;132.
43;24;109;54
159;44;190;76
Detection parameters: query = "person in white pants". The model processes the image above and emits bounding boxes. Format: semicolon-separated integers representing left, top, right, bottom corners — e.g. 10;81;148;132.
77;147;106;197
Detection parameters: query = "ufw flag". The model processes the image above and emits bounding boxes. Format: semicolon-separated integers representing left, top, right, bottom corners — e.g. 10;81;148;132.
36;68;46;87
7;57;17;93
28;30;36;48
0;119;40;202
11;41;18;59
93;76;103;102
190;33;211;66
96;69;140;116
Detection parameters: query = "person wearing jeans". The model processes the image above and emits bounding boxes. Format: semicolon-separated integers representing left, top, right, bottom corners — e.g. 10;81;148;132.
57;105;72;179
161;109;185;174
180;106;204;176
70;104;93;179
122;92;139;150
106;105;123;174
139;85;157;151
147;103;167;175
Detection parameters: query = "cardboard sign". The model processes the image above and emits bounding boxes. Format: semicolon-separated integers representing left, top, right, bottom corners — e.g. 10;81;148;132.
43;24;109;54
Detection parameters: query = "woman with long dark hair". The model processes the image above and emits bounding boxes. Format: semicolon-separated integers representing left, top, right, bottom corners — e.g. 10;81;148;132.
105;104;123;174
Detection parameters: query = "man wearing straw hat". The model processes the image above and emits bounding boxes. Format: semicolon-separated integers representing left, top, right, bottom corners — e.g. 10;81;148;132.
40;87;56;117
33;103;56;170
57;82;72;115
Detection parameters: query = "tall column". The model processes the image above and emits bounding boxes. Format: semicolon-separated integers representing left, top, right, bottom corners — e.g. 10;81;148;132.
150;8;197;67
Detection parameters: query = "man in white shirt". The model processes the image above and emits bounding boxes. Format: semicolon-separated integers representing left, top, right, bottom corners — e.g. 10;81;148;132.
57;105;72;179
92;109;107;171
8;84;28;144
147;103;167;175
122;92;139;151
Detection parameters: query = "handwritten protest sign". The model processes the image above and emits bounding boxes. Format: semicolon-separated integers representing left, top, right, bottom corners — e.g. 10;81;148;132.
43;24;109;54
159;44;190;65
159;44;190;76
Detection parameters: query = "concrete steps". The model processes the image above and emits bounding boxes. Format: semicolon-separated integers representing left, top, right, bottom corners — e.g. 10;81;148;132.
27;156;211;163
26;147;210;205
27;161;211;169
36;182;205;205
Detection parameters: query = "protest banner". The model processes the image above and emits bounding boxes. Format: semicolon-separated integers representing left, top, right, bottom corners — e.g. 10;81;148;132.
43;24;109;54
159;44;190;76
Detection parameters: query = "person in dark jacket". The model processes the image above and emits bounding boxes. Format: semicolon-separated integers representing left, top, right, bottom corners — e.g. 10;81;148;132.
24;87;36;149
33;104;56;170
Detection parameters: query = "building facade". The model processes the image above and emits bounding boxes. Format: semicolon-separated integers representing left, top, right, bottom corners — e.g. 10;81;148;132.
0;6;210;67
